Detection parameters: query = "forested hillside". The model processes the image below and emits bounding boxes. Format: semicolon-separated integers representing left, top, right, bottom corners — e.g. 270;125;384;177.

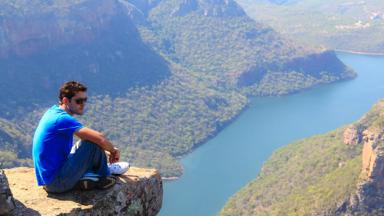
0;0;354;177
236;0;384;53
133;0;355;96
220;101;384;215
0;0;171;118
0;118;32;168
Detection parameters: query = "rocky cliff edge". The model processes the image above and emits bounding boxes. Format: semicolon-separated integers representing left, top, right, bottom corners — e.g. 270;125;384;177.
2;167;163;216
341;100;384;214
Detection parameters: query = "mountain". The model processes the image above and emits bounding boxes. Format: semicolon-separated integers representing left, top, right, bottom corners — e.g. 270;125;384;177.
0;0;353;177
220;100;384;215
0;0;170;117
131;0;355;96
236;0;384;54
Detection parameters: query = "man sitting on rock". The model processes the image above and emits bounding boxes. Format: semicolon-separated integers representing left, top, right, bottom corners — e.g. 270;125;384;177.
32;81;129;193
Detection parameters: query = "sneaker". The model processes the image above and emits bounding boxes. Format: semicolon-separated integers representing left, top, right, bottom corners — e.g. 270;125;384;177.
96;176;116;190
108;162;130;175
75;178;98;191
81;171;101;179
75;175;116;191
75;172;101;191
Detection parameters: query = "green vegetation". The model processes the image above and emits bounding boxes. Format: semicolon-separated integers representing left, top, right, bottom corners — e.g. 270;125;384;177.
220;100;384;215
12;64;248;177
144;14;306;75
0;0;354;177
0;118;33;169
139;3;355;97
220;128;362;215
0;118;29;157
236;0;384;53
0;0;171;118
0;151;33;169
79;67;247;177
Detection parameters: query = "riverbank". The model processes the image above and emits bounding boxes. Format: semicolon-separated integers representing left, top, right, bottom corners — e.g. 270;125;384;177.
166;66;356;179
335;49;384;56
160;53;384;216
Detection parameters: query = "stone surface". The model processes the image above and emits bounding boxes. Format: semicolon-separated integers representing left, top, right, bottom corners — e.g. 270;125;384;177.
343;125;363;146
0;169;16;215
4;167;162;216
344;128;384;214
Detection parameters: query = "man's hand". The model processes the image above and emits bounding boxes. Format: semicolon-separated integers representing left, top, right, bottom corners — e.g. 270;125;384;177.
75;127;120;163
109;148;120;164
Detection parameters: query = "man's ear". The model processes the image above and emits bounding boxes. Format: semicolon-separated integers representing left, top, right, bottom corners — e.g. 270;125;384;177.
62;97;70;105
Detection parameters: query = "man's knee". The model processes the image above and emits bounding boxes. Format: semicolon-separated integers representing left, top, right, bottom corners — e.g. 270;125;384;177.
79;140;102;151
70;140;102;155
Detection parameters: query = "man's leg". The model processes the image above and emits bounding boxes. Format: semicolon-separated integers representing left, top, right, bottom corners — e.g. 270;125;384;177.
44;140;110;193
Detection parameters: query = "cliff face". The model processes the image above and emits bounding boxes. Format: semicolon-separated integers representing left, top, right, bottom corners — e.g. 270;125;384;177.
342;128;384;214
3;167;163;216
0;0;171;116
338;101;384;214
0;0;115;58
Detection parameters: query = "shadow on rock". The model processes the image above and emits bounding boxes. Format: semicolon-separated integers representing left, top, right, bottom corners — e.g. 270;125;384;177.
46;189;97;206
12;199;41;216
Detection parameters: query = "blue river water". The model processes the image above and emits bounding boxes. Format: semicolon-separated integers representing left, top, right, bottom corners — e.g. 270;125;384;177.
159;53;384;216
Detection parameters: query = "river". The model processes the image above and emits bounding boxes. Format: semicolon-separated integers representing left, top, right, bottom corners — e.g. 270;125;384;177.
159;53;384;216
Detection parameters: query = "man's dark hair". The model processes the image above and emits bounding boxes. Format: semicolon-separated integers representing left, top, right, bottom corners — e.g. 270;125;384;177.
59;81;87;104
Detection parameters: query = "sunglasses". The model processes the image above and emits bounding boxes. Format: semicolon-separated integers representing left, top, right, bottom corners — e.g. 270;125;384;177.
73;97;87;105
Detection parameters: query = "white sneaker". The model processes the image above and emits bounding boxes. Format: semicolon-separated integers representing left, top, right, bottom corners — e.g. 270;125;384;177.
108;162;130;175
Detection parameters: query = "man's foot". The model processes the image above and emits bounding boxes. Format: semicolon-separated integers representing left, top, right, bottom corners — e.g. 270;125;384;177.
108;162;130;175
75;176;116;191
96;176;116;190
75;178;98;191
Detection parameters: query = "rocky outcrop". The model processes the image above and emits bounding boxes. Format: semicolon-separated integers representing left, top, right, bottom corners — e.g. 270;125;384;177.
337;122;384;214
171;0;246;17
348;129;384;213
343;125;364;146
360;130;383;179
0;0;171;117
3;167;163;216
0;169;16;215
0;0;117;58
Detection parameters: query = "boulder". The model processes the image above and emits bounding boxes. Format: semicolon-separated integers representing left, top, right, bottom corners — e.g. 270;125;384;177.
4;167;162;216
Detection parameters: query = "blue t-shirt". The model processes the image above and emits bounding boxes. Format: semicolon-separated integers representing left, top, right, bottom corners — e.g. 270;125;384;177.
32;105;83;186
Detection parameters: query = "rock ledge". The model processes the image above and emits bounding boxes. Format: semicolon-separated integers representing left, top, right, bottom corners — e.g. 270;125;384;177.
4;167;162;216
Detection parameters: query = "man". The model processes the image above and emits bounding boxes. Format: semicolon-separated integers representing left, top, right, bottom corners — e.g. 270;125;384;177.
33;81;126;193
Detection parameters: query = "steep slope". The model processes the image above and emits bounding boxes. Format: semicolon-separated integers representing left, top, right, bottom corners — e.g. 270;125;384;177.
220;100;384;215
0;118;32;168
16;66;247;177
236;0;384;53
0;0;170;117
127;0;355;96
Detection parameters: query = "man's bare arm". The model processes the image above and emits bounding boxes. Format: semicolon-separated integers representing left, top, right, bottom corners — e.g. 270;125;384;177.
74;127;120;162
